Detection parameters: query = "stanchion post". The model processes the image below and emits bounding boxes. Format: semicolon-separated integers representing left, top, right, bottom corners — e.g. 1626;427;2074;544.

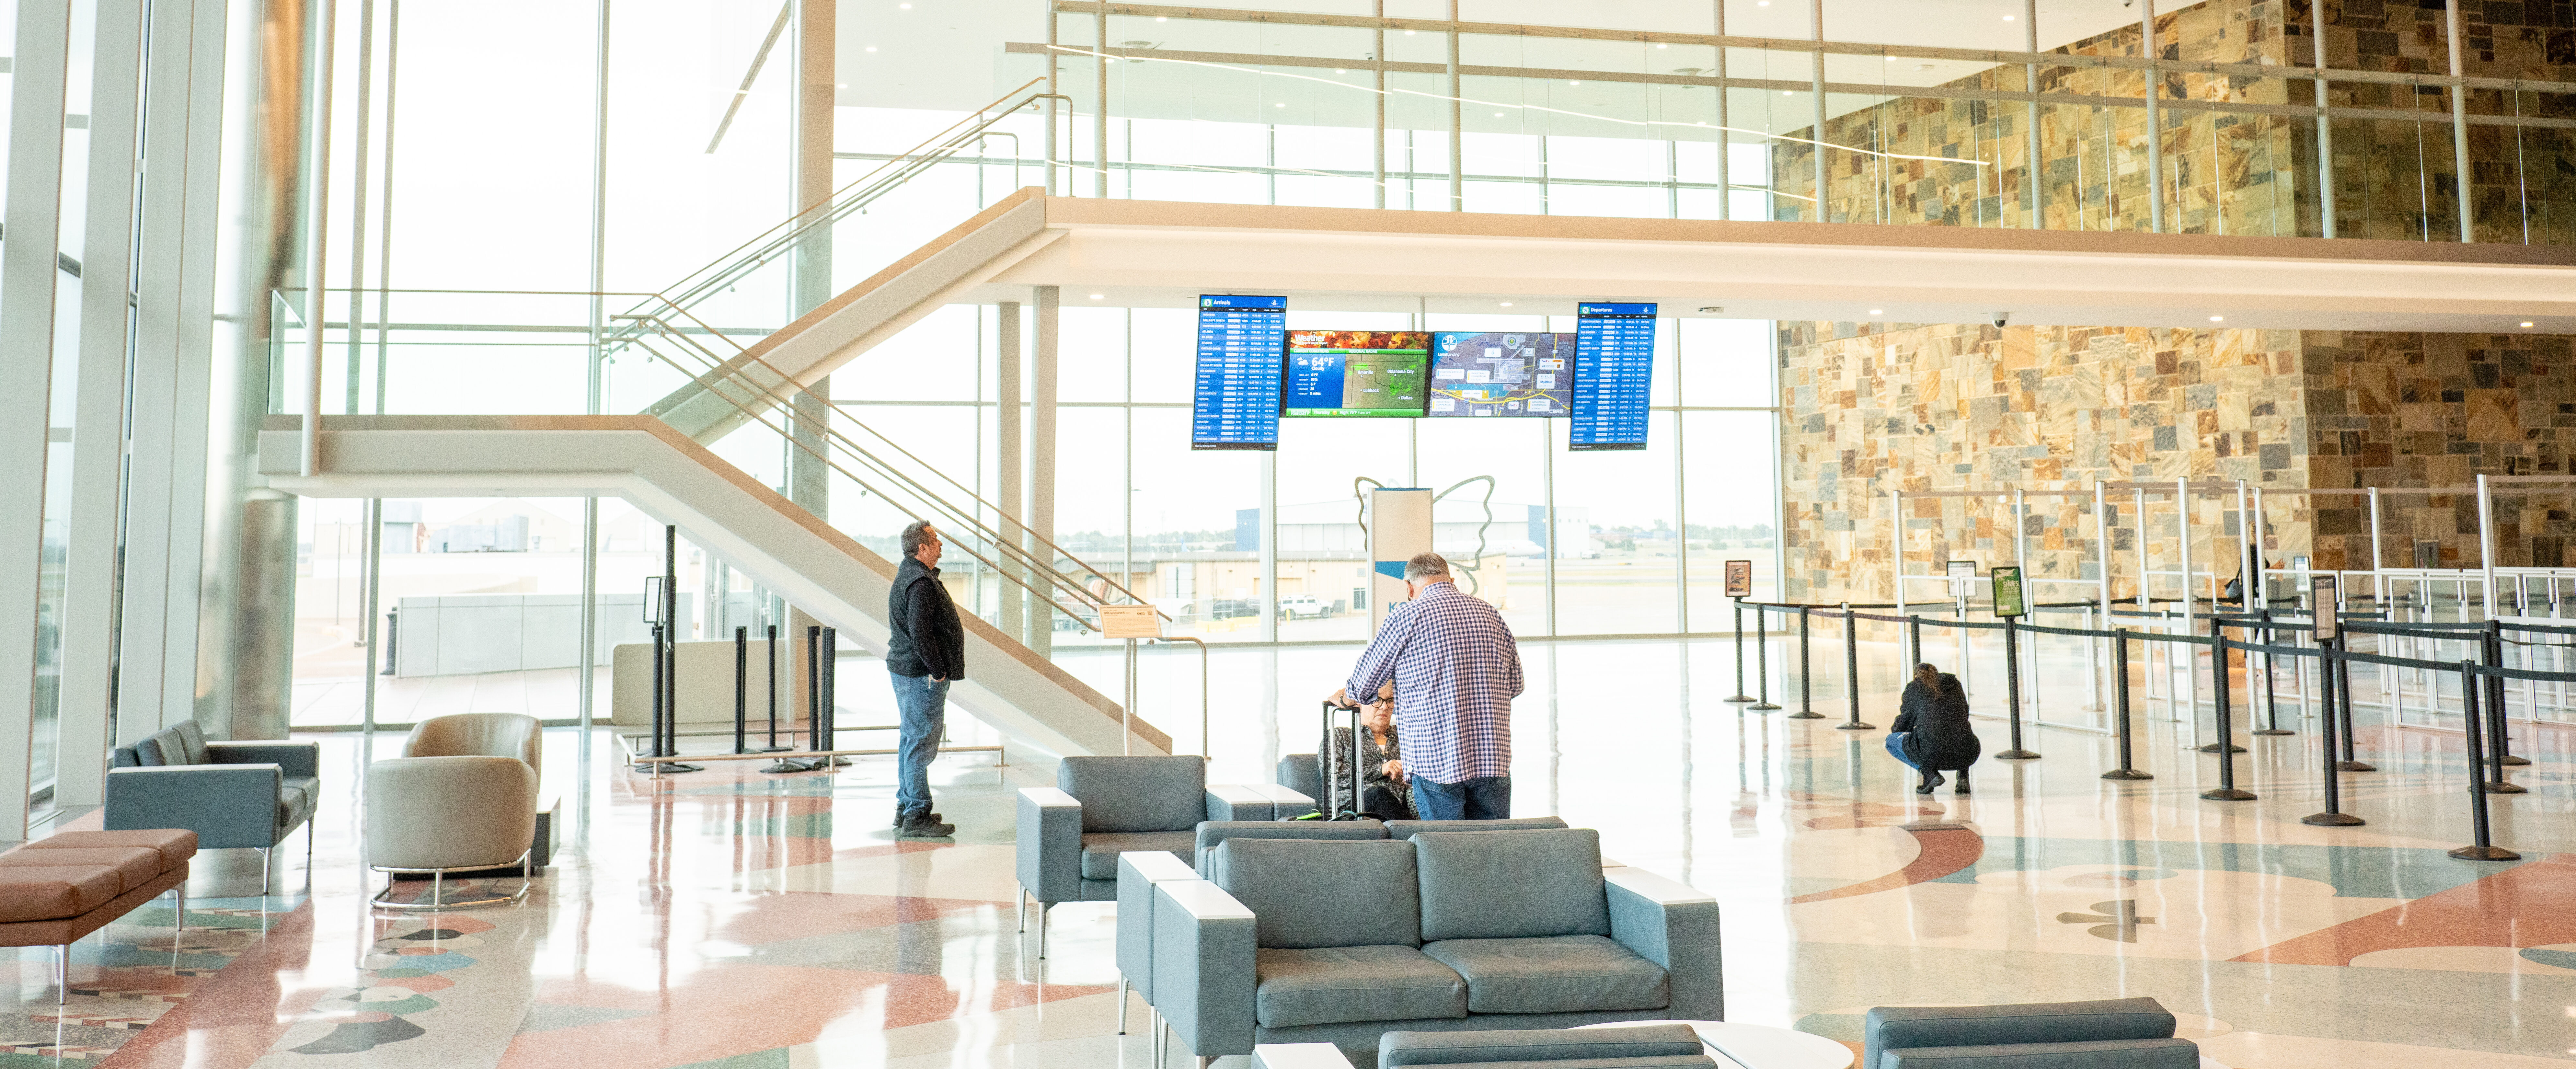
759;624;789;752
2449;660;2520;860
1726;601;1754;703
2252;609;2292;735
2484;624;2530;772
1842;605;1867;729
1792;607;1824;719
1908;615;1923;667
2200;624;2256;801
2300;634;2362;824
822;626;847;766
807;625;822;749
2334;633;2374;772
1996;616;2037;758
734;626;749;755
636;622;667;772
1751;607;1780;711
2102;628;2151;780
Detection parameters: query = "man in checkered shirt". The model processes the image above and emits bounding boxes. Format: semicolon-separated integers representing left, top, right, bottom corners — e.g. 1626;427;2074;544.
1332;552;1525;820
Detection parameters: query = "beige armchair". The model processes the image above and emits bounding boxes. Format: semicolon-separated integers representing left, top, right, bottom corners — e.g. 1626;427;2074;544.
365;756;537;910
403;713;540;779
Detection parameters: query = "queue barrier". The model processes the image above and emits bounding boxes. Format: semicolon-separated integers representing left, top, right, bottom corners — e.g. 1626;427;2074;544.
1721;595;2570;860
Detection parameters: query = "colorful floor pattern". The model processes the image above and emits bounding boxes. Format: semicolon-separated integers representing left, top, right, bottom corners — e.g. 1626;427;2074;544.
1;640;2570;1067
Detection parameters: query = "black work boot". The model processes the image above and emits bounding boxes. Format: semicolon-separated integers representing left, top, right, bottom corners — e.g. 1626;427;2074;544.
1915;768;1945;795
893;806;941;828
897;811;956;838
1954;768;1972;795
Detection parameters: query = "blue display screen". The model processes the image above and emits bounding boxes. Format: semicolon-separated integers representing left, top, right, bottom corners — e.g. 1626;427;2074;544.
1569;302;1656;450
1191;295;1288;450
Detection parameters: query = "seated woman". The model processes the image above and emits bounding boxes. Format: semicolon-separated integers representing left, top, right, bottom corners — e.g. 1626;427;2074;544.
1324;683;1417;819
1888;662;1980;795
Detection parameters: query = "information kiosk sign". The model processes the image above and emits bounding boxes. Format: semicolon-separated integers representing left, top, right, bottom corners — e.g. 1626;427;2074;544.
1569;302;1656;449
2312;575;2339;640
1945;559;1977;600
1191;294;1288;449
1724;559;1753;599
1990;566;2027;618
1101;605;1163;640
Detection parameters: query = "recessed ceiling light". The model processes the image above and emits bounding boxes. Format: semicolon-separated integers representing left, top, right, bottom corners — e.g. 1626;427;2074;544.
1570;80;1582;86
1494;111;1506;117
1869;309;1883;315
1275;102;1286;108
2209;316;2224;322
1656;43;1668;49
1336;69;1347;74
1089;293;1105;300
2522;321;2536;328
864;46;877;52
1404;29;1416;35
1501;302;1514;307
1156;15;1167;20
2003;13;2015;20
898;2;910;7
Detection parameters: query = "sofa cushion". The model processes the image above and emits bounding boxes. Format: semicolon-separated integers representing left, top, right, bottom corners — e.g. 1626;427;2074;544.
1422;934;1670;1015
1194;820;1388;877
1881;1038;2202;1068
1059;756;1205;833
1415;828;1609;941
1217;837;1422;949
1385;817;1570;840
0;866;125;922
1079;831;1197;880
0;848;163;894
1381;1025;1707;1068
1866;998;2180;1066
278;782;315;831
23;830;197;870
1255;945;1466;1028
283;776;319;813
167;720;213;765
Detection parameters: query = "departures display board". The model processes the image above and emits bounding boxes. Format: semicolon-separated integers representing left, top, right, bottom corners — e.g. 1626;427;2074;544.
1428;331;1574;417
1568;302;1657;449
1283;330;1430;417
1191;294;1289;449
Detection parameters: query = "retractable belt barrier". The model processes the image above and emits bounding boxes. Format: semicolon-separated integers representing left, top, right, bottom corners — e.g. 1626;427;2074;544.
1718;602;2575;860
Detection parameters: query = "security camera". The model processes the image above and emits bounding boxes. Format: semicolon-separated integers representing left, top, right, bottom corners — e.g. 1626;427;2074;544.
1992;312;2010;328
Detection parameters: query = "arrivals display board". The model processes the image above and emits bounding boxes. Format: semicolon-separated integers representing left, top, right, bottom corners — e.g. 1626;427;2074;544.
1428;331;1575;417
1569;302;1656;449
1191;294;1289;449
1282;330;1431;417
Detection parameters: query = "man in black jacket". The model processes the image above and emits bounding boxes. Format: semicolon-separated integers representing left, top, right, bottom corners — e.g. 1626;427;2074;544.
887;520;963;837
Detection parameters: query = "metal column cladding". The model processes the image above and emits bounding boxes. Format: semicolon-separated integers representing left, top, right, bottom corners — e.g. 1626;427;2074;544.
1369;488;1433;635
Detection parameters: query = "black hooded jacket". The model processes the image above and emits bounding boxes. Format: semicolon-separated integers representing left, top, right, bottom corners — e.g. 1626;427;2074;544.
1893;672;1979;770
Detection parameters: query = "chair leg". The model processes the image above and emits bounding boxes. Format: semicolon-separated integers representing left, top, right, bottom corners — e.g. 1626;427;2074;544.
306;821;317;885
1117;976;1129;1034
1016;891;1025;933
1036;903;1048;959
175;886;186;937
431;871;444;910
259;847;271;895
55;944;67;1004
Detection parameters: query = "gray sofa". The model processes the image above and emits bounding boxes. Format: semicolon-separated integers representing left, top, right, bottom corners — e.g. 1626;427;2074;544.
1151;827;1721;1067
1256;1025;1718;1069
106;720;318;889
1864;998;2199;1068
1015;755;1315;956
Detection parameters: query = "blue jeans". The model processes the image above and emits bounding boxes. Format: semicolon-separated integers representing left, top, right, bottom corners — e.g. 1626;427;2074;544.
1885;732;1919;770
890;672;949;819
1411;775;1512;821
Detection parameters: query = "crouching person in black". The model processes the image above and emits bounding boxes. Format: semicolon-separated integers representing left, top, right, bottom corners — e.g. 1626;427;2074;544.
1888;662;1980;795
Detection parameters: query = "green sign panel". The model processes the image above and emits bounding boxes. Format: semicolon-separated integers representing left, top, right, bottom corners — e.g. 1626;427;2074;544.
1990;565;2027;618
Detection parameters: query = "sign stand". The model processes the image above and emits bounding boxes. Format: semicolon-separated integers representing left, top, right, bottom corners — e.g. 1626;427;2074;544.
1723;562;1755;703
1991;566;2038;759
1102;605;1164;755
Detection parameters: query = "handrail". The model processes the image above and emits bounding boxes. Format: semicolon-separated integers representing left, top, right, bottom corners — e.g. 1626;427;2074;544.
612;304;1162;628
631;296;1163;620
602;78;1064;351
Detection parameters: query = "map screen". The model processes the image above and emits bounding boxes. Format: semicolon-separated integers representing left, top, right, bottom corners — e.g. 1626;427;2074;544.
1427;331;1574;418
1282;330;1430;417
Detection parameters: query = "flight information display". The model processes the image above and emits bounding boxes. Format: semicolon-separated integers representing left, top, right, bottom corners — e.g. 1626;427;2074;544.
1283;330;1430;417
1191;294;1289;449
1569;302;1657;449
1428;331;1574;418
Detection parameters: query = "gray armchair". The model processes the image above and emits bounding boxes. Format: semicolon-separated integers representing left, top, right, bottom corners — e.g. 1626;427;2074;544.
1015;755;1313;957
1256;1025;1718;1069
365;756;539;910
1150;828;1723;1067
1863;998;2198;1069
106;720;317;890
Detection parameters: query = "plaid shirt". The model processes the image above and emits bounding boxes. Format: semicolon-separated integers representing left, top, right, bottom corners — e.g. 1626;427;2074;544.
1344;581;1524;784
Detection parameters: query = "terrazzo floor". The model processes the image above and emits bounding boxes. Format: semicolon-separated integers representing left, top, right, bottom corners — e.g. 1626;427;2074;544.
8;636;2574;1068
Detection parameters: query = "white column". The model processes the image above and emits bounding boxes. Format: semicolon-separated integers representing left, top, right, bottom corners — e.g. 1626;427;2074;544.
1030;286;1059;658
2445;0;2472;243
2140;0;2165;233
996;303;1023;644
0;0;77;838
158;0;229;734
56;0;153;808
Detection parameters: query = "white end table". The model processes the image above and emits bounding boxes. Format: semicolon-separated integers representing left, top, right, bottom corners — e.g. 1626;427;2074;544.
1573;1020;1853;1069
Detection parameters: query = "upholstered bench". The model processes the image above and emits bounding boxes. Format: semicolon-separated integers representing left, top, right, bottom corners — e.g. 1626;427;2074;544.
0;829;197;1003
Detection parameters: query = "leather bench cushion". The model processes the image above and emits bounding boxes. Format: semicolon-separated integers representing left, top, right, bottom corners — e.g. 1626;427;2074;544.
0;848;162;894
1079;832;1198;880
1381;1025;1707;1068
22;830;197;870
1422;934;1670;1015
0;866;125;923
1881;1038;2202;1068
1255;944;1466;1029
